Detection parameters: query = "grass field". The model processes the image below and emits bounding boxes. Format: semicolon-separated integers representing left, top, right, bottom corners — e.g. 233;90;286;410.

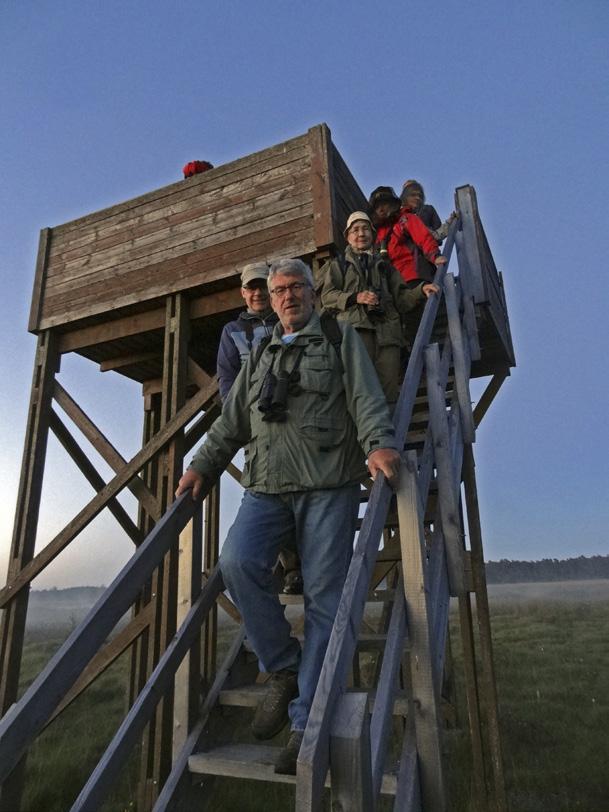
13;582;609;811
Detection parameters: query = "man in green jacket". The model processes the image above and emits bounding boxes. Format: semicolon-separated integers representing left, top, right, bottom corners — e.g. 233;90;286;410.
320;211;439;406
176;258;400;774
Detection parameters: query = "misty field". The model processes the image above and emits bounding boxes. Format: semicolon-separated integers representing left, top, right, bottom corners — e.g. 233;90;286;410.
15;581;609;811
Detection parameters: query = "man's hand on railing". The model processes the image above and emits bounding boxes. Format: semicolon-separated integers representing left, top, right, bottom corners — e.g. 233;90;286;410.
175;469;204;500
367;448;401;488
422;283;440;298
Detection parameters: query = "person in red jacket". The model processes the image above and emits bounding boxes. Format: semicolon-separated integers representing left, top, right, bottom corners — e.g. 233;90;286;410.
368;186;447;287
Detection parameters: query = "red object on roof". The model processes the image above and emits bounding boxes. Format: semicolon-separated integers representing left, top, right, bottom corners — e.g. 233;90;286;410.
182;160;214;178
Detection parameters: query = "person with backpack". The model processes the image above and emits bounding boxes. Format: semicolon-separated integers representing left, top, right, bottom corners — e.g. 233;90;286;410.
216;262;278;402
368;186;447;287
216;262;302;595
177;257;401;774
319;211;438;407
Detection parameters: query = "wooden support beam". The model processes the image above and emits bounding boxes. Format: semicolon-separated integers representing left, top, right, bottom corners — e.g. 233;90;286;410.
57;287;244;353
309;123;336;250
226;462;243;484
329;692;373;812
457;591;489;812
173;508;203;760
100;351;159;372
49;410;143;544
462;446;508;811
28;227;52;332
473;371;509;428
0;375;218;609
142;293;190;806
369;568;408;799
397;452;447;812
54;380;160;520
46;601;153;727
202;485;220;688
187;357;214;390
0;330;59;812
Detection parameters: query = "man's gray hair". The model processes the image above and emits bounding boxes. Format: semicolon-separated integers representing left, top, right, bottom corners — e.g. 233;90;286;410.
268;258;314;289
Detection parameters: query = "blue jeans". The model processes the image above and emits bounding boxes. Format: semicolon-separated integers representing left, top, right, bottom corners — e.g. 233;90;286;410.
220;484;360;731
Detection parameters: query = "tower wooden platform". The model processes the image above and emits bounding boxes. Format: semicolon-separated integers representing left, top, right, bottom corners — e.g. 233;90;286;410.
0;124;515;811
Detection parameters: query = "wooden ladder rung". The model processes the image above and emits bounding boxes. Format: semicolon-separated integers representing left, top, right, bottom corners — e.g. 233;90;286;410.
188;743;398;795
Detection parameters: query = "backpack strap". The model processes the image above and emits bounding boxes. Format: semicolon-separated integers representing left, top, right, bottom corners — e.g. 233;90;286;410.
319;312;344;374
252;334;272;369
243;317;255;352
253;314;344;373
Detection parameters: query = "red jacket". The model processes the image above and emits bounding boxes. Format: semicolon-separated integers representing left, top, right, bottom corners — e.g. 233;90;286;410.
375;208;440;283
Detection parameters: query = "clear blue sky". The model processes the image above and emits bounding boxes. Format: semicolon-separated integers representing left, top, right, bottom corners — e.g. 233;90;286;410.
1;1;607;587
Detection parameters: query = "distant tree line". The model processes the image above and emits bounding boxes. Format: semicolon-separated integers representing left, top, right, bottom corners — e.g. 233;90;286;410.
485;555;609;584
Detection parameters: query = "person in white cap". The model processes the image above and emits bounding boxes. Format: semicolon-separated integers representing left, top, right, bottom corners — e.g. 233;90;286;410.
319;211;438;407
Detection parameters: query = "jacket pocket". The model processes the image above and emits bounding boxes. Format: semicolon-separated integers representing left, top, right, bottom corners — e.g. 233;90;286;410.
299;350;334;395
299;415;345;449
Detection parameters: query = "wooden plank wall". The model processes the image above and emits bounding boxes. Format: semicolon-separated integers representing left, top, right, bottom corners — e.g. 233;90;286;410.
33;128;338;332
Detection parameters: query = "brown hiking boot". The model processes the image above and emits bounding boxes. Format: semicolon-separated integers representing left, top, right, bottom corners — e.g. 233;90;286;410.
251;670;298;740
283;569;304;595
274;729;304;775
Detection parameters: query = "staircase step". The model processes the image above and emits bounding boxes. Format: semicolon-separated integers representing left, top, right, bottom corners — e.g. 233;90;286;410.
188;743;397;795
279;587;396;606
219;685;409;717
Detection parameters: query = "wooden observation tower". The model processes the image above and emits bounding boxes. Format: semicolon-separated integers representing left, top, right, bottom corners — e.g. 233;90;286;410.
0;124;515;811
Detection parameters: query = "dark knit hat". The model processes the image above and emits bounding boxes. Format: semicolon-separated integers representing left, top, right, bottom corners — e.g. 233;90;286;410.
367;186;402;214
400;180;425;204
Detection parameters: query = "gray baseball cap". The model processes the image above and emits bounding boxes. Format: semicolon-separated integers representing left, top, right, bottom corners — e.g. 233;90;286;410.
241;262;270;287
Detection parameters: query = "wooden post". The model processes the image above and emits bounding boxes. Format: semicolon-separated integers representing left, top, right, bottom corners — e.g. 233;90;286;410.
202;483;220;689
425;344;465;596
129;393;162;709
457;590;489;811
0;330;59;812
138;294;190;810
173;508;203;760
330;692;373;812
397;453;447;812
462;446;508;811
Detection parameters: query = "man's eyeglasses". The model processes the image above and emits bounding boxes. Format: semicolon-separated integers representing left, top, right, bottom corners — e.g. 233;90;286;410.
269;281;309;298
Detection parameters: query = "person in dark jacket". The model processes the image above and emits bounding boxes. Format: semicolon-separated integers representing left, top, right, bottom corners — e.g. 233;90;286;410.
217;262;302;594
217;263;278;402
368;186;447;287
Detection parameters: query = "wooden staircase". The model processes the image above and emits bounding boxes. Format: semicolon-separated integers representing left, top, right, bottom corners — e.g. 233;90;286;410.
0;184;515;812
154;220;509;810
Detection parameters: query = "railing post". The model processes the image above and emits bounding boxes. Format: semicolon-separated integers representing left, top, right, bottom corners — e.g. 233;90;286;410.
330;692;373;812
397;452;447;812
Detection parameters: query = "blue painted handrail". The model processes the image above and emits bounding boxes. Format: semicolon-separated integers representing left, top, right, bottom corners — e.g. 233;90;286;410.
0;488;207;783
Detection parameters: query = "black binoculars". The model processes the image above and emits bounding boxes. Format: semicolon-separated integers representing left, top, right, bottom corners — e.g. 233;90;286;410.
258;370;302;422
366;287;385;322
